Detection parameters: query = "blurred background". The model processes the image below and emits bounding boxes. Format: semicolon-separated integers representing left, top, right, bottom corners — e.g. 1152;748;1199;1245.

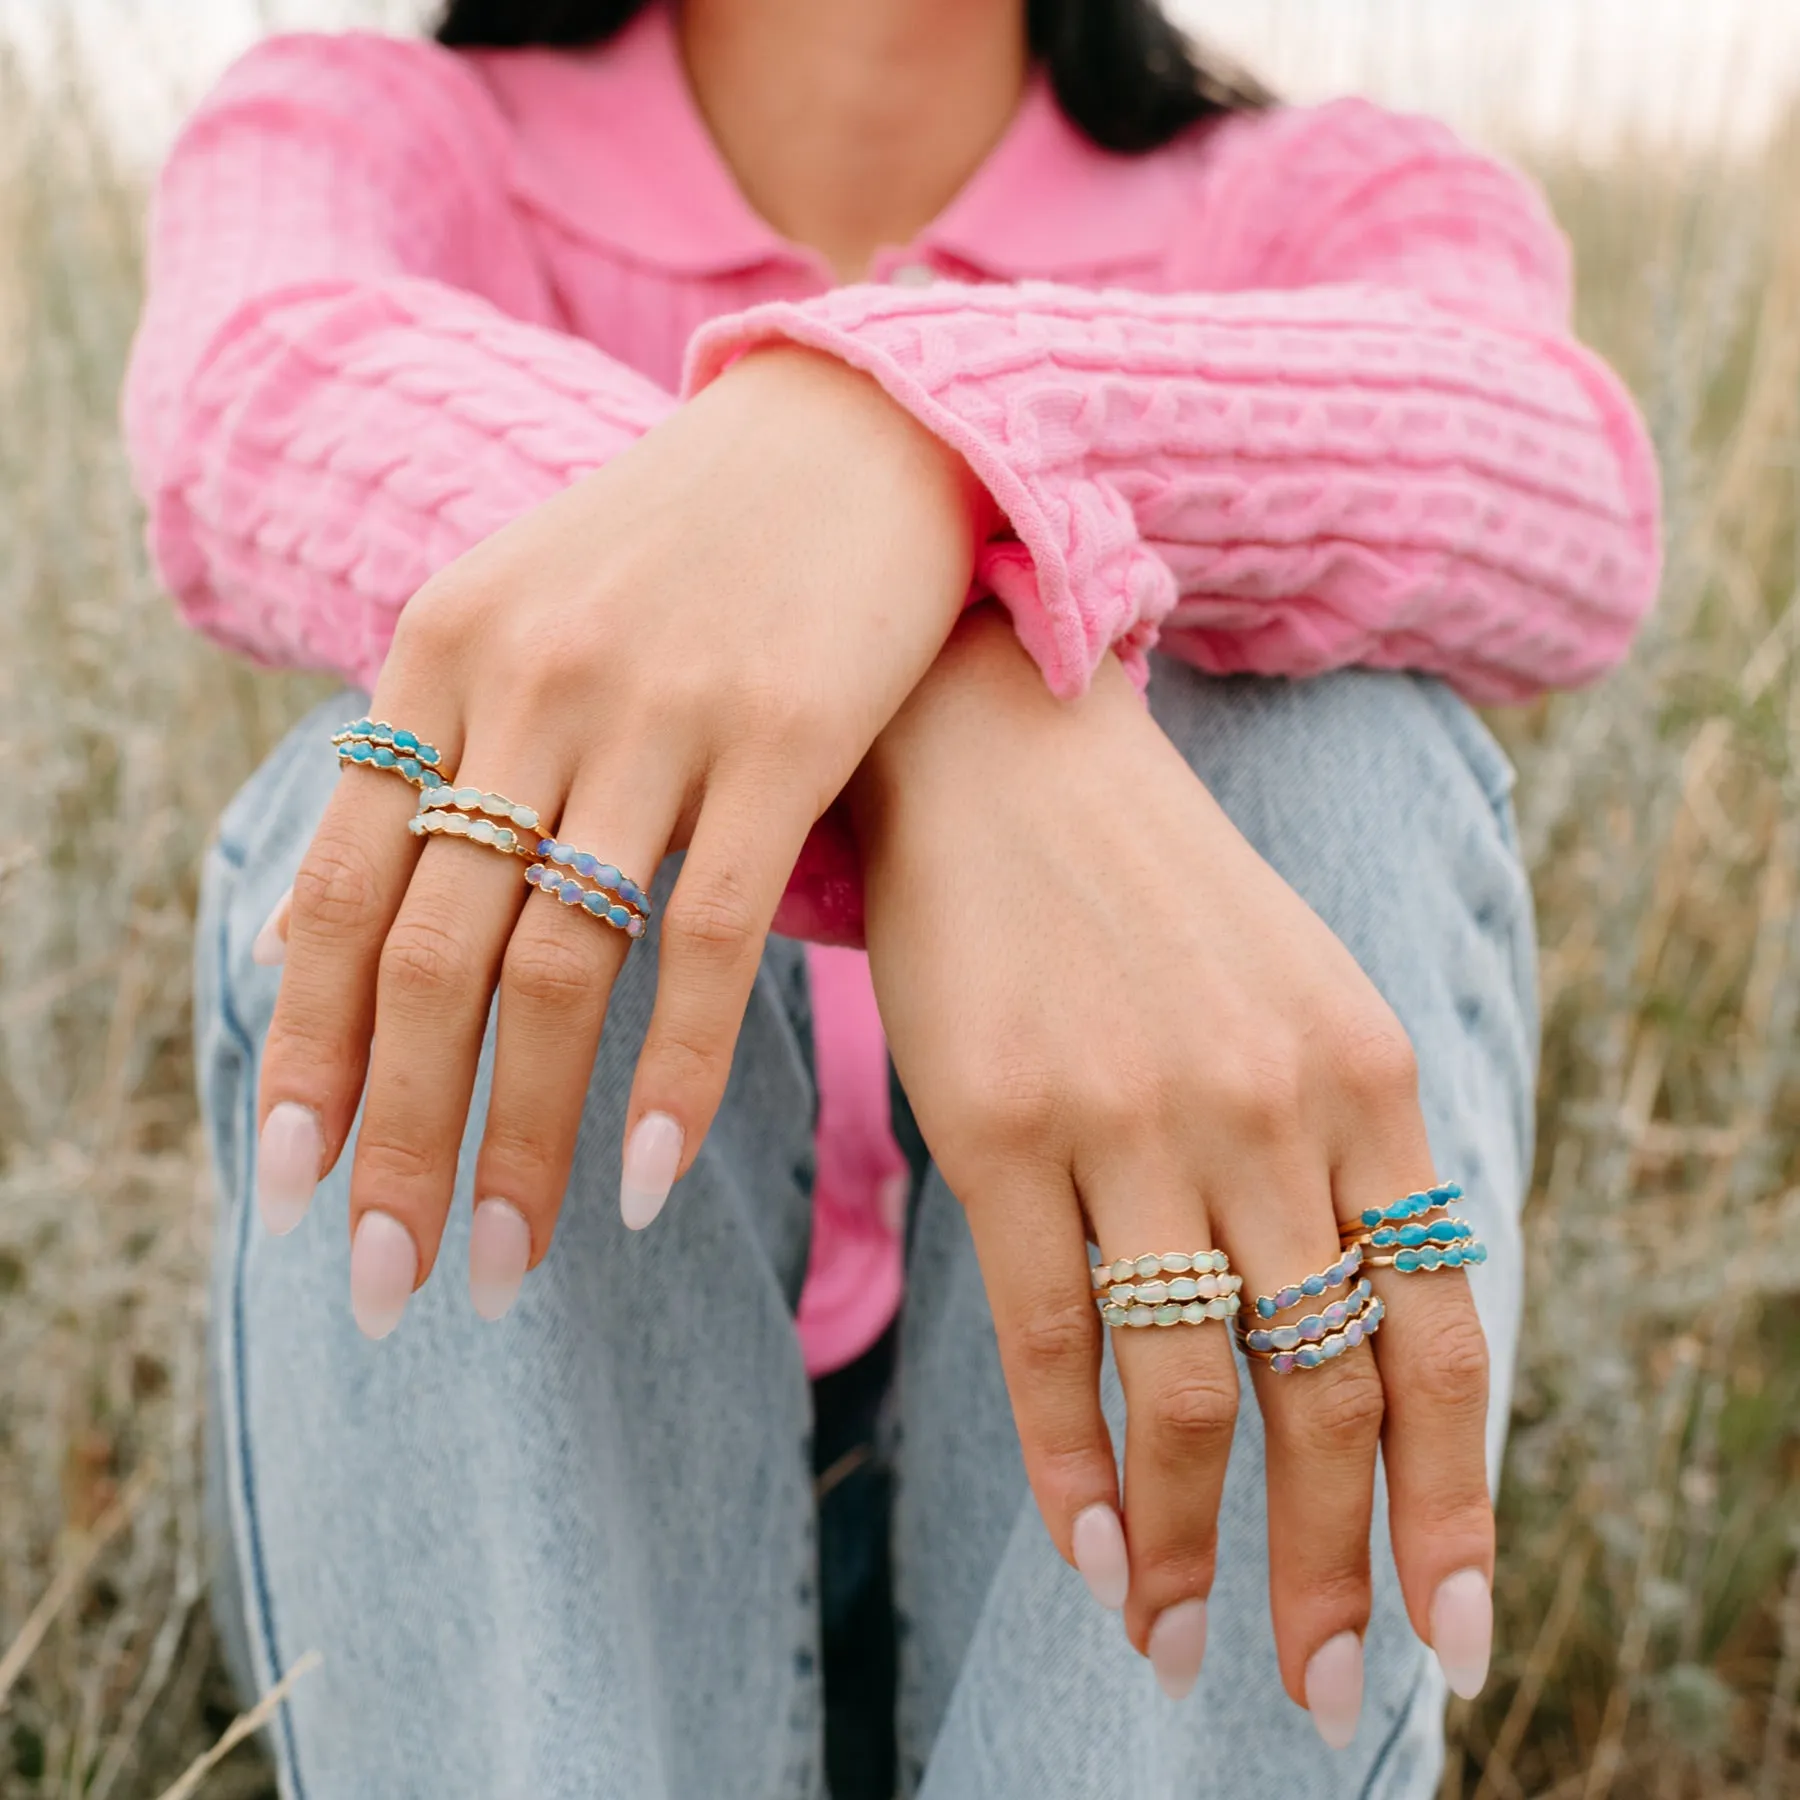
1;1;1797;1795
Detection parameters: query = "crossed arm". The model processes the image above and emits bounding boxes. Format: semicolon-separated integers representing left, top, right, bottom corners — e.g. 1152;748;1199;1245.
125;32;1660;1719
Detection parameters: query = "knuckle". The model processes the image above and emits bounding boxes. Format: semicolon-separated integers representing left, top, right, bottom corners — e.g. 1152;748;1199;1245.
946;1049;1066;1157
1213;1050;1305;1144
1146;1367;1240;1460
646;1021;730;1096
1336;1012;1421;1108
1407;1307;1490;1415
479;1112;561;1186
1009;1295;1099;1381
379;914;477;1006
664;877;761;964
353;1129;438;1187
503;931;602;1013
292;834;383;937
1287;1362;1387;1449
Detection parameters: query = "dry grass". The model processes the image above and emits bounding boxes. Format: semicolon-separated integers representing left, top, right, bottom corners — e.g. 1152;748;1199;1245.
1;17;1797;1800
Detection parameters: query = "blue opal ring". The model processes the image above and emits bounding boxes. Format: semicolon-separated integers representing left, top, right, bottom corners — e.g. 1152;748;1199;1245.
533;840;651;916
525;862;647;941
1339;1181;1464;1243
1249;1243;1364;1322
332;719;448;791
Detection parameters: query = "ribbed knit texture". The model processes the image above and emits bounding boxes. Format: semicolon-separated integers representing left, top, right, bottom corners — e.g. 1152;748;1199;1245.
123;9;1660;1373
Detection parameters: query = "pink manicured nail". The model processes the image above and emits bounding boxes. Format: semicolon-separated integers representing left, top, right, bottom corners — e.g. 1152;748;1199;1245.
1147;1599;1208;1700
1305;1631;1364;1749
256;1101;321;1235
251;888;292;967
469;1198;531;1321
350;1209;417;1339
620;1112;683;1230
1071;1504;1129;1611
1431;1568;1493;1700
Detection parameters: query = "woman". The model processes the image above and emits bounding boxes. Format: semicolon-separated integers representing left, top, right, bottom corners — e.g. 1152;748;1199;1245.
124;0;1659;1795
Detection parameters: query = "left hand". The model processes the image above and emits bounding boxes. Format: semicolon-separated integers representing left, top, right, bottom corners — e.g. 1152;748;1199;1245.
252;347;993;1333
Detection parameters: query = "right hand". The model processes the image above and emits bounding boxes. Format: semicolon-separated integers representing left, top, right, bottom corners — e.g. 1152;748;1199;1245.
849;608;1494;1735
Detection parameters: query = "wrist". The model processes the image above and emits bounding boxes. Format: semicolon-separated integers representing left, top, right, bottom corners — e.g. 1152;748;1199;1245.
713;343;1003;551
849;603;1144;830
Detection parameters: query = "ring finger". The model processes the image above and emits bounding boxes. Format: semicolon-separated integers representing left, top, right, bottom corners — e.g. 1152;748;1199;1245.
466;754;685;1319
1087;1156;1240;1700
1225;1159;1387;1747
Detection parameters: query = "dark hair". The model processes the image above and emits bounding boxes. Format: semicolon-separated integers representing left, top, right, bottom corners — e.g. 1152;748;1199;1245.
436;1;1269;155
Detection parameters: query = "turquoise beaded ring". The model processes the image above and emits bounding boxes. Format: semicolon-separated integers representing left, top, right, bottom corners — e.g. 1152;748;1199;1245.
1339;1180;1488;1275
332;718;447;791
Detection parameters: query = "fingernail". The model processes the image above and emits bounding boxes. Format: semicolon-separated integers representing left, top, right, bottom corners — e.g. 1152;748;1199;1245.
620;1111;683;1229
251;888;292;967
256;1101;321;1235
350;1209;417;1339
469;1198;531;1321
1071;1504;1129;1611
1431;1567;1493;1700
1147;1598;1208;1700
1305;1631;1364;1749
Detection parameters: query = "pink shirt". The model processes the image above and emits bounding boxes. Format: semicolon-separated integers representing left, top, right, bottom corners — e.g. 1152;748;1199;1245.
124;4;1660;1374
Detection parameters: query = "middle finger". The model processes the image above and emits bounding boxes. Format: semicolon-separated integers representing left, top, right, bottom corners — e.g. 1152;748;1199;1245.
1225;1160;1387;1746
347;738;572;1335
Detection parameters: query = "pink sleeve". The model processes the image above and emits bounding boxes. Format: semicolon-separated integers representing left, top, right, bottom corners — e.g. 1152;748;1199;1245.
122;33;676;689
685;99;1662;705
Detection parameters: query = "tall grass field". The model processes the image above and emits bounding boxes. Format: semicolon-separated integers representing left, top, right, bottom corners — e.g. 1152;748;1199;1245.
1;8;1797;1798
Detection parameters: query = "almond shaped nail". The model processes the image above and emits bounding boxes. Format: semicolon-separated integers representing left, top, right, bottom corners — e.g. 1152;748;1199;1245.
1147;1598;1208;1700
1304;1630;1364;1749
620;1111;683;1230
350;1209;418;1340
1071;1504;1129;1611
1431;1567;1493;1700
256;1101;321;1235
469;1198;531;1322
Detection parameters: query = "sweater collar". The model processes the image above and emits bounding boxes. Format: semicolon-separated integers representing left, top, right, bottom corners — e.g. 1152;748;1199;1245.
478;2;1185;282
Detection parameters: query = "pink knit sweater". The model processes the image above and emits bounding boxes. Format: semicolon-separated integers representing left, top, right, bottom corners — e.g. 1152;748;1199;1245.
124;5;1660;1374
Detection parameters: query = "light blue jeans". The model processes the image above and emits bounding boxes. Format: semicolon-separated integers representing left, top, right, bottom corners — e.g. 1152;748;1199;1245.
196;661;1537;1800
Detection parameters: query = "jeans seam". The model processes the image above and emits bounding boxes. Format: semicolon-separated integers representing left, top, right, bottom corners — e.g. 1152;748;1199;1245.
216;906;306;1797
1355;1654;1435;1799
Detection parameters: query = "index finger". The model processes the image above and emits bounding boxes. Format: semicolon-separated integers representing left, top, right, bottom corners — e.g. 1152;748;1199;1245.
254;704;461;1233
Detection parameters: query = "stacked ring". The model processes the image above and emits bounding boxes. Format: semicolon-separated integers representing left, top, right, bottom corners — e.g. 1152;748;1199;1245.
1338;1181;1464;1243
1088;1248;1242;1329
419;787;543;844
1090;1248;1232;1289
1340;1180;1489;1274
534;840;652;915
1241;1289;1387;1374
1249;1242;1364;1321
407;787;546;860
332;719;448;791
524;861;647;940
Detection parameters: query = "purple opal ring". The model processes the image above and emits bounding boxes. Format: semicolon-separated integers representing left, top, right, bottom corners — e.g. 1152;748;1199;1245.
1238;1285;1385;1374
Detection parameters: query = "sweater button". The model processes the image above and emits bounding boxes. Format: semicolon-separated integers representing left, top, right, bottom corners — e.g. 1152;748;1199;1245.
888;262;936;287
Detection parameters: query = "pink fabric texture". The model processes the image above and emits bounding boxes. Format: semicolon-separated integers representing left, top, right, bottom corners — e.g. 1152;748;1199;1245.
123;4;1661;1373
